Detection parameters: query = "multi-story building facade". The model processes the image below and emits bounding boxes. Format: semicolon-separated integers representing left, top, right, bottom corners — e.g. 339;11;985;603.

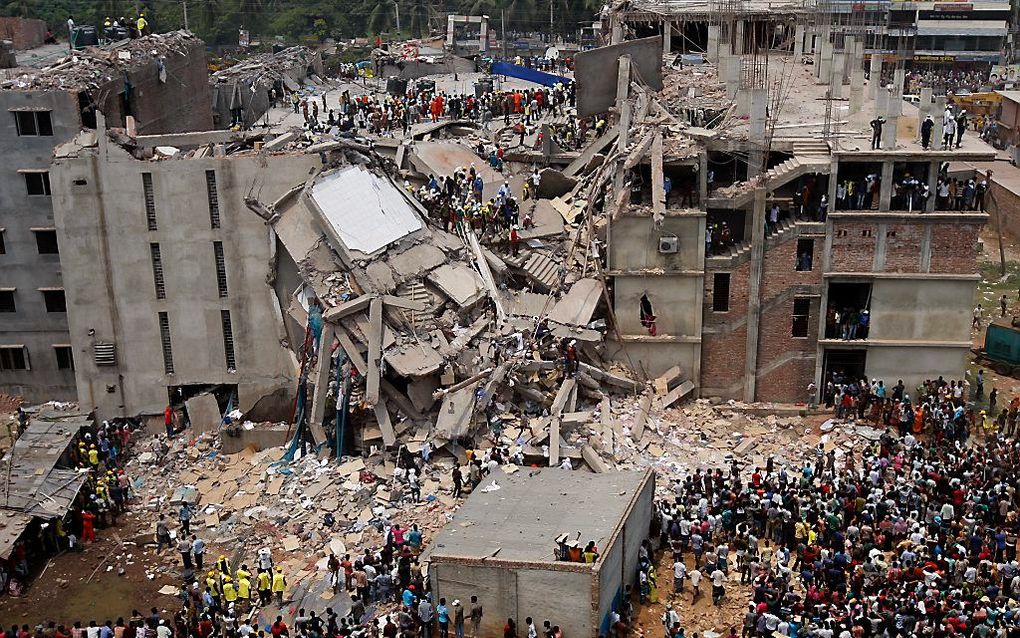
0;31;212;401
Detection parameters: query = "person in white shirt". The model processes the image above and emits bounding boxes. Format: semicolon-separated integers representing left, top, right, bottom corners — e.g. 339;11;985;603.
688;568;702;602
672;558;687;593
710;568;726;605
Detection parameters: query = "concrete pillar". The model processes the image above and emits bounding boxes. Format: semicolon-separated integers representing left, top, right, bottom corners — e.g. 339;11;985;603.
699;152;708;204
868;52;882;103
926;159;939;212
828;158;839;210
875;85;888;117
918;87;932;142
734;20;744;55
793;24;805;59
743;187;767;403
611;16;623;45
879;160;894;211
933;95;946;149
663;19;672;54
890;68;905;117
747;88;767;179
882;115;898;150
850;65;865;114
707;24;720;61
813;31;822;70
722;52;740;99
818;40;833;84
830;52;846;99
843;36;856;81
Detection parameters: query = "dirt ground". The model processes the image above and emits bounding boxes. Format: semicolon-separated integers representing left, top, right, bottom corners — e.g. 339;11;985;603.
969;227;1020;403
633;547;751;638
0;510;186;623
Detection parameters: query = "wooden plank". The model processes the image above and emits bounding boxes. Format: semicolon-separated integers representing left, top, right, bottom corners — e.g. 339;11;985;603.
308;323;335;445
373;399;397;447
366;297;383;404
632;393;652;440
323;295;373;322
335;326;367;375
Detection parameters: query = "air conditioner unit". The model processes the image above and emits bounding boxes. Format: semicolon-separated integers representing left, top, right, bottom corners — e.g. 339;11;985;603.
658;234;679;254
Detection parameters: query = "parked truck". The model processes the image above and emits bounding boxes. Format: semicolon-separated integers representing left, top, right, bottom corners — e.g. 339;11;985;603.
978;318;1020;377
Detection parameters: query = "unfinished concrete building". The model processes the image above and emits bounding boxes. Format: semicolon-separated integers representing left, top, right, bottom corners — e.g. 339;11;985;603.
50;122;323;420
424;468;654;638
209;47;324;130
0;31;212;402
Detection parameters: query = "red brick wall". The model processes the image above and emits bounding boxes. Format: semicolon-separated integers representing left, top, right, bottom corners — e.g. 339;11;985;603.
701;235;823;402
755;238;823;402
929;222;982;274
0;17;46;50
830;222;878;271
882;222;924;273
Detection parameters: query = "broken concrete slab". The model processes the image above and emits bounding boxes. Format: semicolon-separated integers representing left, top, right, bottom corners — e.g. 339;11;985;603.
185;393;220;434
548;278;602;327
427;263;486;308
632;392;653;440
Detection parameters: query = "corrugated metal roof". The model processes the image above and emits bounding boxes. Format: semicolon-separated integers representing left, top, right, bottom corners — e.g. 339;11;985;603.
310;166;423;255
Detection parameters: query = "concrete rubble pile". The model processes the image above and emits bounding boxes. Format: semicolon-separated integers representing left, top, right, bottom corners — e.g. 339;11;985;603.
125;428;455;596
0;30;199;90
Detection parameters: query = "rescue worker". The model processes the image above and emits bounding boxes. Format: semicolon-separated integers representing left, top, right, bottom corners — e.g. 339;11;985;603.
206;570;222;610
81;509;96;542
272;566;287;604
216;554;231;577
237;572;252;609
88;444;99;467
222;576;238;605
136;13;148;36
256;569;272;605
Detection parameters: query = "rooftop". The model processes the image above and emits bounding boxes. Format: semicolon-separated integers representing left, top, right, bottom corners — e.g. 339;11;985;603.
426;468;651;564
0;30;200;92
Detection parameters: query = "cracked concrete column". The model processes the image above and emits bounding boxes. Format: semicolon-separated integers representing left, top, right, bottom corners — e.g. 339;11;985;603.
722;51;740;99
849;46;865;114
663;19;672;54
879;160;894;211
890;68;905;117
707;24;720;61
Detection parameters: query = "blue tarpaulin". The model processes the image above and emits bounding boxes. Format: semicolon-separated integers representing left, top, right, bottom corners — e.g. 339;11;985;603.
491;61;568;87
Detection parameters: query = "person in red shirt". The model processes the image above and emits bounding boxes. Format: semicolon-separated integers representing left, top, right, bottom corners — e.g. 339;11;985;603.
81;510;96;542
270;618;289;638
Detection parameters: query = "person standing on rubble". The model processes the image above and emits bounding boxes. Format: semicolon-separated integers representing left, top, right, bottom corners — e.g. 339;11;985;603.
256;569;272;606
271;566;287;604
191;534;205;569
870;116;885;150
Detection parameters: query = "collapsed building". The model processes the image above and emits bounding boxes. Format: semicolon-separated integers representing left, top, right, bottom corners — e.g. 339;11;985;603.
209;47;324;130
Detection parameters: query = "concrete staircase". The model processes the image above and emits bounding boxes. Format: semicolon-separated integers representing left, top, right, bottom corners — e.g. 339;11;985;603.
706;149;832;209
706;216;800;268
521;251;561;291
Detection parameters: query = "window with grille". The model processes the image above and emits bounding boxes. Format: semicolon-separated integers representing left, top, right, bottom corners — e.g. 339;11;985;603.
206;170;221;229
792;297;811;338
213;241;228;297
13;111;53;136
158;311;174;374
221;310;236;371
54;345;74;370
142;173;157;231
150;243;166;300
0;346;28;371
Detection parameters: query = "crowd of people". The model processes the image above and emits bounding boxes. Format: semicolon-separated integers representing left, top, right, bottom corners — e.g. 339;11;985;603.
648;378;1020;638
288;81;575;143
